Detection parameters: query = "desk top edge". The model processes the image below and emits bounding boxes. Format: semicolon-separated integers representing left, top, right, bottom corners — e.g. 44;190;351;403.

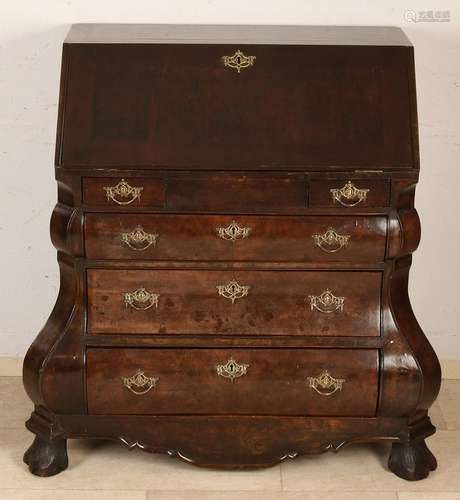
64;24;412;46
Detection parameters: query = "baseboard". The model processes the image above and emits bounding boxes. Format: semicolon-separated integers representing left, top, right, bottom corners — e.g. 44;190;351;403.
0;357;23;376
0;357;459;379
441;359;460;380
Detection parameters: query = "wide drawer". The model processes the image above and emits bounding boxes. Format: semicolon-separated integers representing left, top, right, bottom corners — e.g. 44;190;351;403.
85;214;387;262
87;270;381;336
86;348;379;416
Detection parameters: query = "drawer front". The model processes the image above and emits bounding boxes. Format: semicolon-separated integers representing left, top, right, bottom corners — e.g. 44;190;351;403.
309;179;390;208
86;348;379;416
83;177;166;208
85;214;387;262
87;270;381;336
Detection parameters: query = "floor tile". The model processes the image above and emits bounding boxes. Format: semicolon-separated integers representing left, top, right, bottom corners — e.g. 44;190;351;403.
0;376;457;497
0;377;31;429
281;431;460;492
437;380;460;430
398;493;460;500
147;491;397;500
0;491;146;500
0;428;281;492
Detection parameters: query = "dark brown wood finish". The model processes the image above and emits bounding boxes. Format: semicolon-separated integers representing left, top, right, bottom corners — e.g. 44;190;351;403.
25;407;436;470
24;25;440;481
86;348;379;416
84;173;308;212
85;214;387;262
166;173;308;212
23;436;68;477
388;440;438;481
60;44;414;169
87;269;382;336
79;170;416;215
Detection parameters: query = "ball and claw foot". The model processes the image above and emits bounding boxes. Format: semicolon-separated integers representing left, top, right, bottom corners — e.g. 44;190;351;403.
388;439;437;481
23;436;68;477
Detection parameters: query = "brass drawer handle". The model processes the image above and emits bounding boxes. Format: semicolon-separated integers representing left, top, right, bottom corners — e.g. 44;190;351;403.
308;289;344;314
122;369;159;395
312;228;350;253
307;370;345;396
216;220;251;242
103;179;143;205
124;287;159;310
121;226;158;251
222;50;256;73
216;280;250;304
330;181;369;207
216;358;249;382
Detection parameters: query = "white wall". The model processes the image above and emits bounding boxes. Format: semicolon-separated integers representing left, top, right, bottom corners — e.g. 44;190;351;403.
0;1;459;359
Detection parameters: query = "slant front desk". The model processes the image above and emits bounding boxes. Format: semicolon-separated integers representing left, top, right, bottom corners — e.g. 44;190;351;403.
23;24;440;481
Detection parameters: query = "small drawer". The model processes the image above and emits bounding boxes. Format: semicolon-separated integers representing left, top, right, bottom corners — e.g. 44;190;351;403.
309;178;390;208
83;177;166;208
87;269;381;336
85;214;387;262
86;348;379;416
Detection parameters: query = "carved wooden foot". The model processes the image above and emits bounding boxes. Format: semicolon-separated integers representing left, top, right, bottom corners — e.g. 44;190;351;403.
388;439;437;481
23;436;68;477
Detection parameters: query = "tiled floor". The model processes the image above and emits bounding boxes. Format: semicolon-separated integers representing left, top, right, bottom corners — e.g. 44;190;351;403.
1;377;459;500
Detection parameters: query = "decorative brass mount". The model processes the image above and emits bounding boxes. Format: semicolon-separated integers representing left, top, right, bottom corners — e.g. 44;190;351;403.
216;280;250;304
121;226;158;251
104;179;143;205
124;287;160;310
216;220;251;242
216;358;249;382
308;289;345;314
330;181;369;207
222;50;256;73
307;370;345;396
122;369;159;395
312;228;350;253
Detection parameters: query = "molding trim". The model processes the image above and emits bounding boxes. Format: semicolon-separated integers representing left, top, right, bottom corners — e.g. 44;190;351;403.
0;357;459;379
